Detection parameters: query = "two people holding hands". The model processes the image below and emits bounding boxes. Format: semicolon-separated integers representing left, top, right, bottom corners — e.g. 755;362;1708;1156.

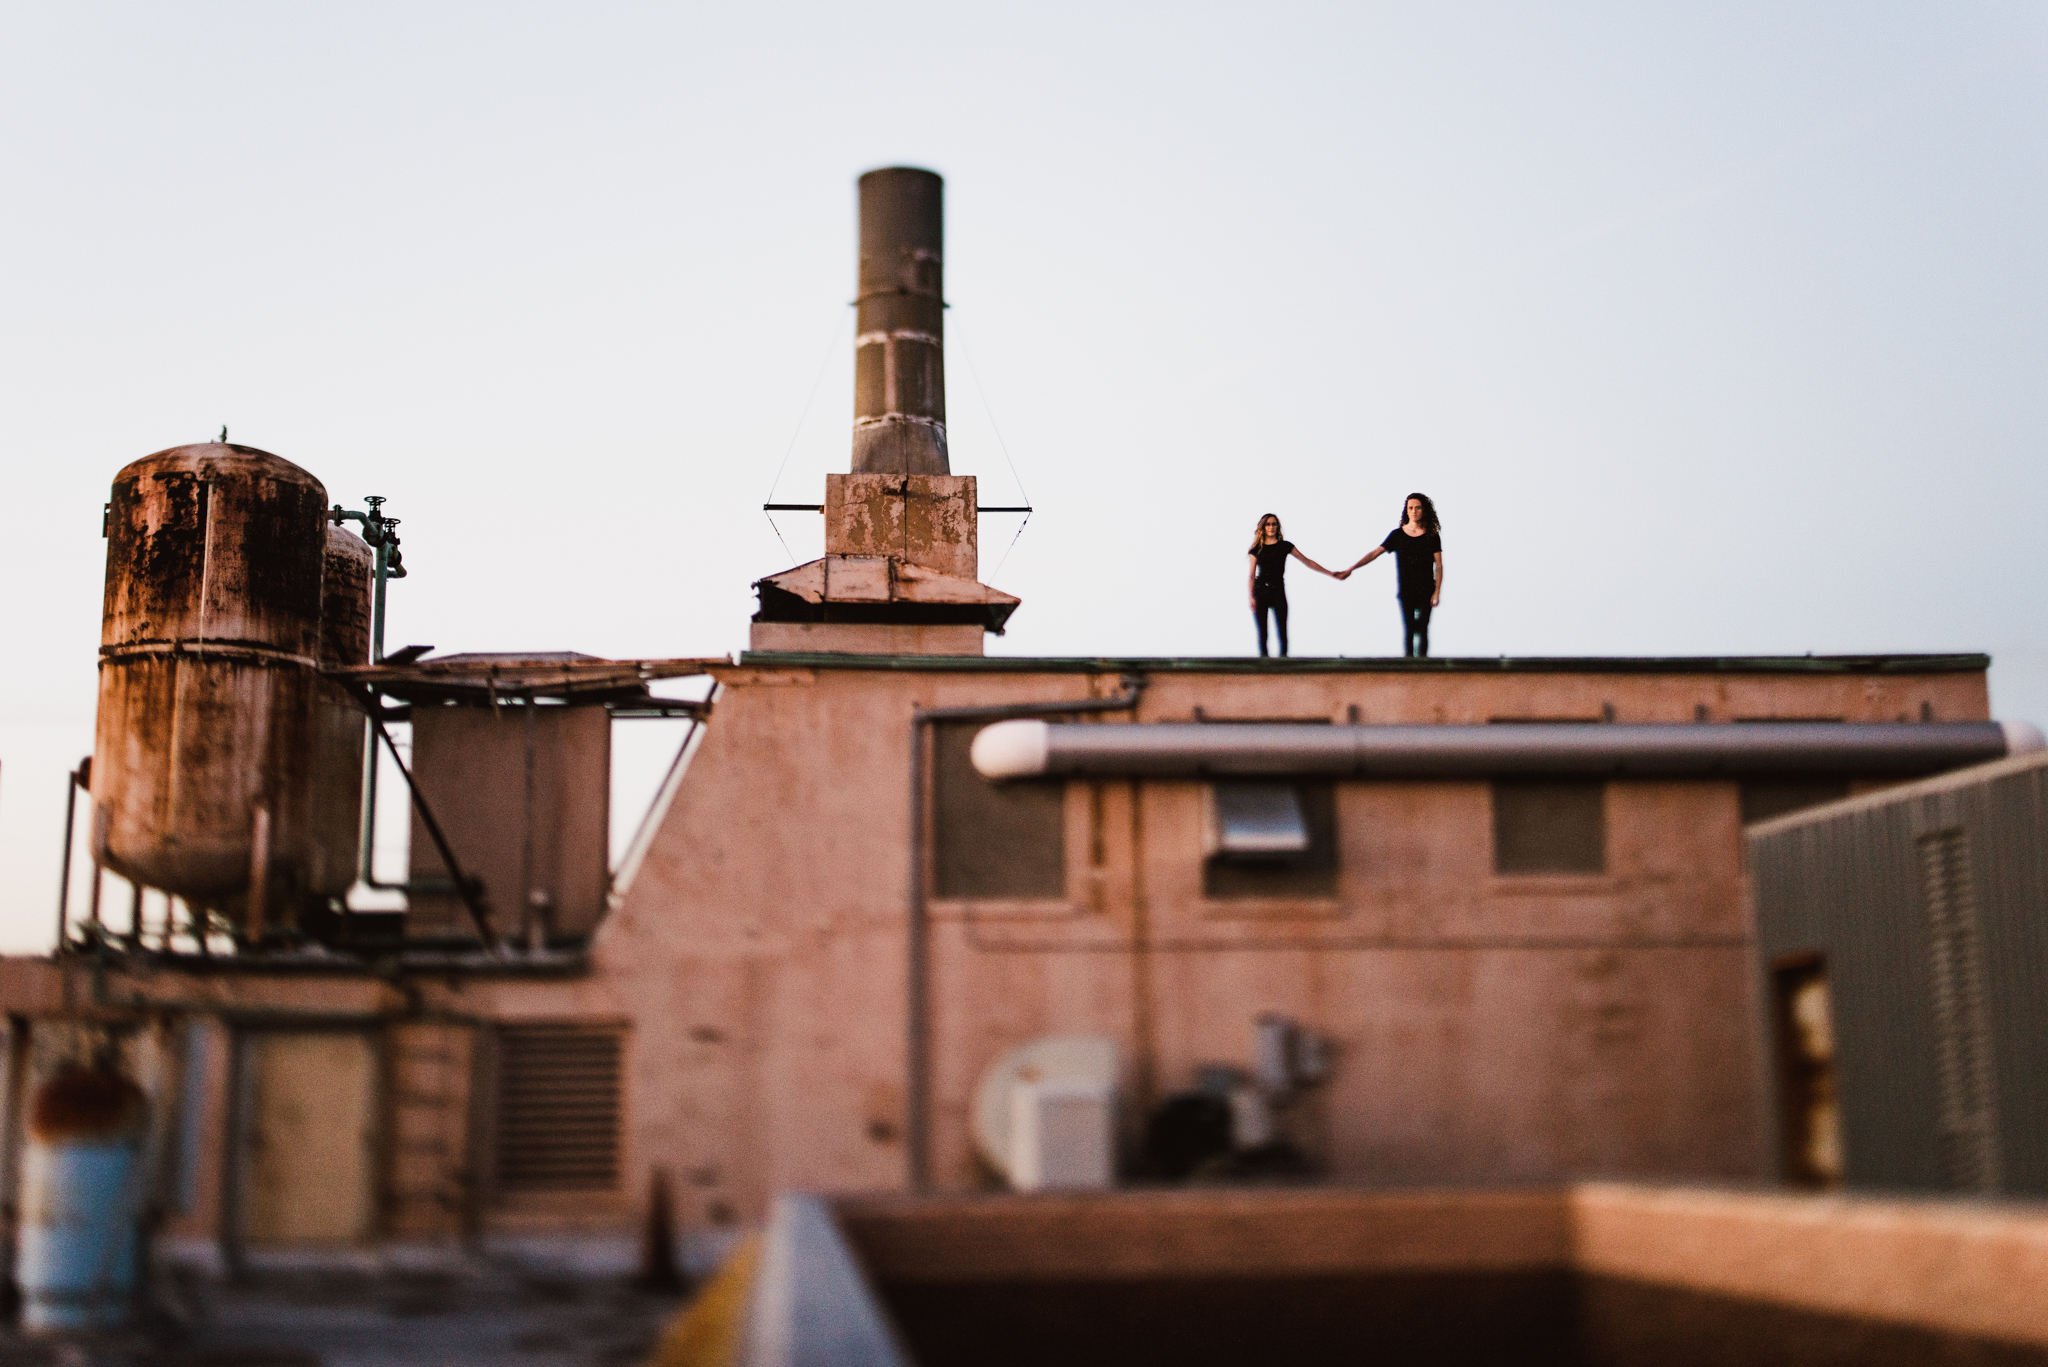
1247;493;1444;659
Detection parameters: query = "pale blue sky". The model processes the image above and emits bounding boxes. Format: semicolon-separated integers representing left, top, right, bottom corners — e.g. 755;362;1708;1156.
4;3;2045;948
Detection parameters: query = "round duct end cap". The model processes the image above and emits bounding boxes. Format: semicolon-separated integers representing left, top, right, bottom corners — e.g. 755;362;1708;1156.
972;719;1050;779
2001;719;2047;756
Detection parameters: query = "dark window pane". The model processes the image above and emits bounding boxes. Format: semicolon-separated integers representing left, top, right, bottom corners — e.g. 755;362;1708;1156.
1740;780;1850;825
1771;955;1842;1190
1205;783;1338;899
934;721;1065;899
1493;781;1605;875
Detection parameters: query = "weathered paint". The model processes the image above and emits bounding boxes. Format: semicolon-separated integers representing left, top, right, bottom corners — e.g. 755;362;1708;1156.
17;1066;148;1331
310;525;372;897
570;661;1991;1228
14;657;1999;1263
239;1030;378;1246
825;475;977;579
405;703;611;942
93;443;329;920
851;169;947;477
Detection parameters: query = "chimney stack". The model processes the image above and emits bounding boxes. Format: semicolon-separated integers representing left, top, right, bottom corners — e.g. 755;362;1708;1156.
852;168;948;476
750;167;1018;656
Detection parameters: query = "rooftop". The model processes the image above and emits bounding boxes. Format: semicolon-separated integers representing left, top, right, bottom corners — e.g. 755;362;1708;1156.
733;652;1993;675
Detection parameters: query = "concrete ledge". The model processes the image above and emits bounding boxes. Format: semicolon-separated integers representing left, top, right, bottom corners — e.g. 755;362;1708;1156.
837;1186;1572;1282
1572;1183;2048;1349
834;1183;2048;1350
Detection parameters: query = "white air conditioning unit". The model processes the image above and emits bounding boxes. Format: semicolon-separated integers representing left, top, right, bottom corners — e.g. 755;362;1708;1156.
972;1036;1119;1193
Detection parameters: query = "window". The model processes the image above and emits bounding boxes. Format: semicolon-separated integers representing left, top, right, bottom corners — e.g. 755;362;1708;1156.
1771;955;1842;1189
1204;782;1337;899
493;1024;624;1195
1492;781;1605;875
1740;780;1850;825
934;721;1065;899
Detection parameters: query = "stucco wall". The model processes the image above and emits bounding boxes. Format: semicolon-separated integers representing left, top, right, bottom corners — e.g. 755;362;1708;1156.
592;661;1989;1227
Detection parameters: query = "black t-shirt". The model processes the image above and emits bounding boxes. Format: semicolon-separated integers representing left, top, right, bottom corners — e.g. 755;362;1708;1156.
1252;540;1293;596
1381;527;1441;601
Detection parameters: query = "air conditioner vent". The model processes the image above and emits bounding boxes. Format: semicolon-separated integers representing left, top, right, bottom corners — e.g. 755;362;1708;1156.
494;1024;624;1194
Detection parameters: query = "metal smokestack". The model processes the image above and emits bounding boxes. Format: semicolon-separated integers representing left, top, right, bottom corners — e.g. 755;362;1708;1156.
852;167;948;476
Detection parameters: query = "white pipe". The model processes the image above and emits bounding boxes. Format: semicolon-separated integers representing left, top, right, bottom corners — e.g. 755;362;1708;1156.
973;720;2040;782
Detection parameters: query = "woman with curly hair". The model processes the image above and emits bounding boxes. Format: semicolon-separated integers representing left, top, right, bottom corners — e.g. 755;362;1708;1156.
1338;493;1444;657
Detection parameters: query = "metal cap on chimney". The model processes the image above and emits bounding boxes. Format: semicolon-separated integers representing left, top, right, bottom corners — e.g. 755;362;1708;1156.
852;167;948;476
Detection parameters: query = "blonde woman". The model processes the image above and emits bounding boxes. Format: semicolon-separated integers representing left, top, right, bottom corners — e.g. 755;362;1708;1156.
1247;513;1339;658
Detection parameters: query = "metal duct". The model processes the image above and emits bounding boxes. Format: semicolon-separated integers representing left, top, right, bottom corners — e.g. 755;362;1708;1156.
972;720;2047;781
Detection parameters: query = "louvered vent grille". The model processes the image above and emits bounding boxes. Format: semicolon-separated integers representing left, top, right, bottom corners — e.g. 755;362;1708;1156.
1917;828;2002;1193
494;1025;624;1194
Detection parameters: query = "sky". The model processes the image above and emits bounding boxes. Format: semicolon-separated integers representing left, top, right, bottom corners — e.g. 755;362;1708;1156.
3;2;2045;951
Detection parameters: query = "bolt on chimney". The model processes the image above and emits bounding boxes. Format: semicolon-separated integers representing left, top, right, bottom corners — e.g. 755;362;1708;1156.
852;167;948;476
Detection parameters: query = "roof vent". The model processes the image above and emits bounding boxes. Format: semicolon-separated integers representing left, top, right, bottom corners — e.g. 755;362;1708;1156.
1210;784;1311;859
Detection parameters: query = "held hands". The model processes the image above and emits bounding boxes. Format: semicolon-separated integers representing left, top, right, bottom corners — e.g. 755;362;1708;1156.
1333;569;1351;581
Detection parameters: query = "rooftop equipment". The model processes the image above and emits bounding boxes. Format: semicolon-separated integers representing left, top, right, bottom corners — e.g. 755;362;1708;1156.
752;168;1021;653
308;524;372;901
852;167;949;477
972;719;2047;781
17;1064;149;1332
972;1036;1119;1192
92;443;332;934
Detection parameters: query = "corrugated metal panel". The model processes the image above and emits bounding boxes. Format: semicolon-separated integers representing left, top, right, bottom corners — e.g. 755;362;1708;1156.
1916;827;2001;1191
1836;801;1945;1191
1960;763;2048;1191
1749;752;2048;1197
493;1025;623;1194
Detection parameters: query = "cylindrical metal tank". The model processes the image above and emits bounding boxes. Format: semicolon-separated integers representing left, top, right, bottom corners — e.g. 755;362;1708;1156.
852;166;949;476
92;442;328;927
17;1065;149;1332
309;525;372;897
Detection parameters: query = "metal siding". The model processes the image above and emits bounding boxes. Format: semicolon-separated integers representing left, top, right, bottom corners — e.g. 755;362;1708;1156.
1972;766;2048;1192
1914;824;2001;1190
1824;807;1928;1190
1748;755;2048;1197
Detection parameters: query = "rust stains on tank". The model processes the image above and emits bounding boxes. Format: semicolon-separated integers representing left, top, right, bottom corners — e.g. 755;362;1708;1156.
93;442;331;924
102;443;326;656
309;526;372;896
28;1065;148;1143
319;525;373;668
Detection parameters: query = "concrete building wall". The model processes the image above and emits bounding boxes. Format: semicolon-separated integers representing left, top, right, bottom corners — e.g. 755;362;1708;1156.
591;658;1990;1226
0;658;1995;1261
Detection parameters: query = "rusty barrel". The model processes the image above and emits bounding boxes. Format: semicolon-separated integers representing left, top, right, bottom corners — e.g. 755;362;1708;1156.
17;1065;150;1332
309;525;372;897
93;442;328;930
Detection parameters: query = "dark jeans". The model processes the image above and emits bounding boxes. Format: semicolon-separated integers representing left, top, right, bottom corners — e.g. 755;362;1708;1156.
1254;595;1289;657
1399;598;1433;657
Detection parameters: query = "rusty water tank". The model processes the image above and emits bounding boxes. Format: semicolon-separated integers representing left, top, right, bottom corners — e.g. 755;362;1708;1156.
309;525;372;896
93;443;328;927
